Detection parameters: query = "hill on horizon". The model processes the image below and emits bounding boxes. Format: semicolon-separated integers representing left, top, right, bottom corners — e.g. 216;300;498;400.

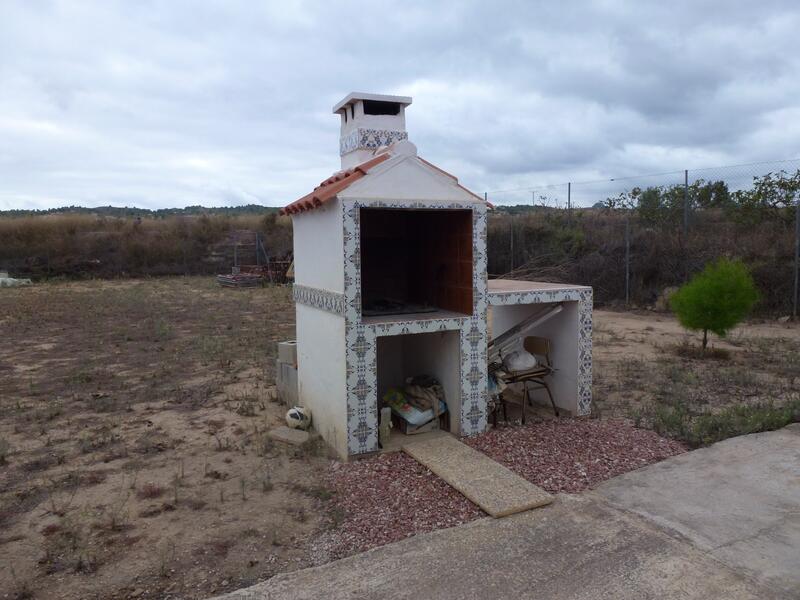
0;204;283;218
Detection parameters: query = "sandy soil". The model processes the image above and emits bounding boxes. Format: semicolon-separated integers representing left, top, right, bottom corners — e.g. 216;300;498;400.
593;309;800;360
1;279;796;600
0;279;332;600
592;308;800;420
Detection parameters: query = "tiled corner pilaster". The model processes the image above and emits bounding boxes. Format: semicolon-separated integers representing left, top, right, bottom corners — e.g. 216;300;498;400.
342;199;489;455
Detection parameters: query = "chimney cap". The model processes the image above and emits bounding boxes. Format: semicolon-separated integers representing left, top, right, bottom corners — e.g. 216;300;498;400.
332;92;412;114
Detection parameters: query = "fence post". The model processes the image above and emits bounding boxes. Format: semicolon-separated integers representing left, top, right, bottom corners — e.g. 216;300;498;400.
568;182;572;223
794;191;799;318
625;212;631;306
509;213;514;272
682;169;690;282
683;169;689;236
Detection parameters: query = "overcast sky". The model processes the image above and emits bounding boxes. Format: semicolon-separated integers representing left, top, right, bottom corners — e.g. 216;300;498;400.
2;1;799;210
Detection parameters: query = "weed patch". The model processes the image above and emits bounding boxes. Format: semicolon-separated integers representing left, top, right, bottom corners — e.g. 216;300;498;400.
136;482;165;499
671;341;731;360
641;396;799;448
0;438;12;465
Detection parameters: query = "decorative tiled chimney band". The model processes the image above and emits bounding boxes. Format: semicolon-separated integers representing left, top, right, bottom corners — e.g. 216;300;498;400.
340;128;409;156
292;284;345;316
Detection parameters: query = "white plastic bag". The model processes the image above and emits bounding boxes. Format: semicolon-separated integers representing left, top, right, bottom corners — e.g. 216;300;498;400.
502;349;537;372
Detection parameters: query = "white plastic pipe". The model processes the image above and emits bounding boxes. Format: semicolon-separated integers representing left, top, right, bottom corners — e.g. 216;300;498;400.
488;304;564;363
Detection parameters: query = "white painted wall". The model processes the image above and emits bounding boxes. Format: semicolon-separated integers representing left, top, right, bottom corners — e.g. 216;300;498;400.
296;304;348;457
291;199;344;293
340;155;482;204
489;303;580;415
404;331;462;434
376;335;405;400
376;330;462;434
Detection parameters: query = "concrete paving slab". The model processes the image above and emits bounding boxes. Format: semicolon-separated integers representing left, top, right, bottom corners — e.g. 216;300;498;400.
402;435;552;517
211;494;779;600
596;425;800;598
267;426;309;446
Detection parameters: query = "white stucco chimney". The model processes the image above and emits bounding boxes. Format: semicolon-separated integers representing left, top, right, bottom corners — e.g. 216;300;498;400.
333;92;413;169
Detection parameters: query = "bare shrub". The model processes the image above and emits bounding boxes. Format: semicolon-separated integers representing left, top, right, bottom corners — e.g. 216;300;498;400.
671;341;731;360
0;438;12;465
39;513;98;574
0;212;291;279
136;482;165;499
487;208;796;314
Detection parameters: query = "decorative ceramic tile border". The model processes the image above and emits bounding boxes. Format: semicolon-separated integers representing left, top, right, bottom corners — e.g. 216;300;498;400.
340;128;409;156
292;284;345;316
488;286;593;416
342;198;488;455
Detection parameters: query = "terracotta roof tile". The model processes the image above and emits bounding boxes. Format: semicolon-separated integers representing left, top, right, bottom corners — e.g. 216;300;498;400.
282;151;492;215
281;153;390;215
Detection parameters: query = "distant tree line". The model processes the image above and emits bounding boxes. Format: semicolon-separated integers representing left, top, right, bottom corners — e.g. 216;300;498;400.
0;204;281;219
602;169;800;227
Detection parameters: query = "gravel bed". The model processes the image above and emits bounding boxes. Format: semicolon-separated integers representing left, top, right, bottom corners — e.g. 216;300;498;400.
316;419;686;561
464;418;688;493
314;452;484;560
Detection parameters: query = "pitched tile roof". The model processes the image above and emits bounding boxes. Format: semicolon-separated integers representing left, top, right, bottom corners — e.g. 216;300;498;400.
282;150;492;215
281;153;390;215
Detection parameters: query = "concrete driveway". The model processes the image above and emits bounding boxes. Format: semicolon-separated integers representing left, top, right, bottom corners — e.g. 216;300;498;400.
213;425;800;600
596;423;800;598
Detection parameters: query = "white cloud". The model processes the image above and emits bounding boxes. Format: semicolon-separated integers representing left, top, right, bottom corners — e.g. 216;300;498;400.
1;0;799;210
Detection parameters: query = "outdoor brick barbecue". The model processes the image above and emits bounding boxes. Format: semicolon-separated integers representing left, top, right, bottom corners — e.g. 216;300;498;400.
283;92;593;459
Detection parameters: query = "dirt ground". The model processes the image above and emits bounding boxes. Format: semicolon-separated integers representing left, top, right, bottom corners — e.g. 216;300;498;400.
1;279;798;600
0;279;332;600
592;309;800;423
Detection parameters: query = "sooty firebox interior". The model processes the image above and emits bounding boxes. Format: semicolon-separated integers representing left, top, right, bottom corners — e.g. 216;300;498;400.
360;208;473;318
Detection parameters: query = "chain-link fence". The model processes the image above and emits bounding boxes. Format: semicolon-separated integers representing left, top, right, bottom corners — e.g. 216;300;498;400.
485;159;800;317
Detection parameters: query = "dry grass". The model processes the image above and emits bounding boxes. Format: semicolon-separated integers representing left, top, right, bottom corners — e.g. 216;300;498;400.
592;310;800;446
487;209;797;313
2;279;796;599
0;278;330;600
3;207;796;313
0;213;292;279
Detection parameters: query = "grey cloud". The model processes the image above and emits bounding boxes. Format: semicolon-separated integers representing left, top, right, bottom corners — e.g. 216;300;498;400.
1;0;799;210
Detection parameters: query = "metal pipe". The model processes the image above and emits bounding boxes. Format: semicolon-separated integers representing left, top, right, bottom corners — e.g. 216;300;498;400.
488;304;564;362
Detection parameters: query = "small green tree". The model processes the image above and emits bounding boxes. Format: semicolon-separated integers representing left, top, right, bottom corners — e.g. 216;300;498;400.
670;259;759;351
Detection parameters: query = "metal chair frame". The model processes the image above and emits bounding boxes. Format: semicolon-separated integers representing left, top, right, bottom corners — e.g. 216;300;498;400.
490;336;559;425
